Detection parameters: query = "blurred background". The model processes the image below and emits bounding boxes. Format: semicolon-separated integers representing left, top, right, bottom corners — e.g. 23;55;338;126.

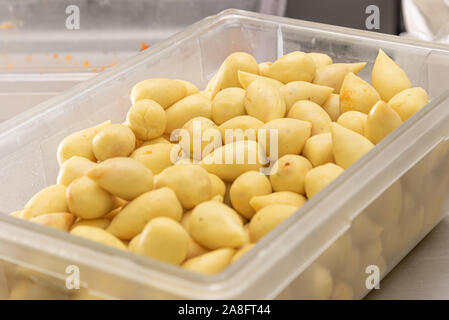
1;0;448;121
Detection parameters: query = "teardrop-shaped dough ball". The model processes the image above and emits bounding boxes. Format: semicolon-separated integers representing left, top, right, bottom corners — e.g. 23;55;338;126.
330;122;374;169
264;51;316;83
210;52;259;98
313;62;366;93
339;72;380;114
371;49;411;101
387;87;428;121
365;101;402;144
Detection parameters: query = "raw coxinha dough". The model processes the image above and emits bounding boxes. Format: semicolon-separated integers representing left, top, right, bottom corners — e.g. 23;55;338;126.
13;49;429;302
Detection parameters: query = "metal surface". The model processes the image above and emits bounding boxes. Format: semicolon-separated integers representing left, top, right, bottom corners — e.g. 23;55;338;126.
0;0;287;121
367;216;449;300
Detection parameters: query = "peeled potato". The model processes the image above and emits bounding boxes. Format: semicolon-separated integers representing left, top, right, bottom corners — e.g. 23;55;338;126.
365;101;403;144
126;99;166;141
330;123;374;169
318;233;352;271
322;93;341;121
313;62;366;93
208;173;226;199
288;100;332;135
339;72;380;114
135;217;189;265
350;214;383;246
186;237;209;260
231;243;255;263
57;121;110;165
237;70;283;89
230;171;272;219
304;163;344;198
249;204;298;242
155;164;211;209
372;49;411;101
270;155;312;195
9;211;22;218
67;176;115;219
302;132;334;167
258;61;272;76
210;52;259;97
21;184;68;219
366;181;402;230
176;79;199;96
107;187;183;240
141;136;170;146
70;225;126;250
30;212;74;231
164;93;212;134
200;140;267;182
259;118;312;158
330;280;353;300
307;52;333;69
128;233;141;253
335;246;361;282
264;51;316;83
179;117;220;160
218;115;264;144
280;81;334;112
388;87;429;121
130;78;187;108
71;218;111;230
130;143;175;175
92;124;136;161
211;87;246;125
182;248;235;275
289;263;334;300
381;224;404;261
190;201;247;249
249;191;306;211
336;111;367;135
57;156;95;187
87;157;154;201
244;79;286;122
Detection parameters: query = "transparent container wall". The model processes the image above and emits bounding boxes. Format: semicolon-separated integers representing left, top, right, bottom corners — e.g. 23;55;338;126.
1;11;449;299
0;0;286;121
2;139;449;300
277;138;449;299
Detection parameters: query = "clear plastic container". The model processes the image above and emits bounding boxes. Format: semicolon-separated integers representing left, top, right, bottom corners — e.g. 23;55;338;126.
1;9;449;300
0;0;286;121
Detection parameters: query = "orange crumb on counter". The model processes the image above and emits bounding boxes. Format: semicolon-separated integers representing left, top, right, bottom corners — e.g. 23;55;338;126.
0;21;15;30
52;53;59;59
100;66;106;71
140;42;150;51
91;68;99;72
25;55;32;62
66;54;72;62
109;61;118;67
3;64;14;70
83;60;90;67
